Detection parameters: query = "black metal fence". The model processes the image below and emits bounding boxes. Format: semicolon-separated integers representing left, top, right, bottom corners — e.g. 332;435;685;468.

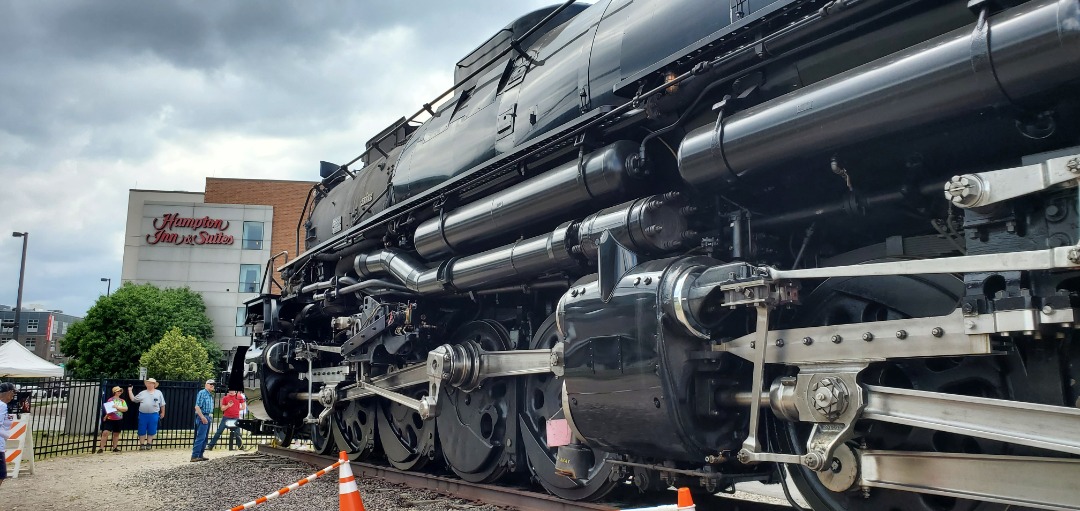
3;377;273;460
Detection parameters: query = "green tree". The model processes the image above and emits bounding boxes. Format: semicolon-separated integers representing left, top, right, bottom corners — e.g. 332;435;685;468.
61;283;219;378
139;327;215;381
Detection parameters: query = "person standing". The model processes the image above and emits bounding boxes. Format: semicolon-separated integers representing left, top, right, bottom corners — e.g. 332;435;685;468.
98;386;129;453
191;379;214;462
207;388;243;451
127;378;166;450
0;382;15;486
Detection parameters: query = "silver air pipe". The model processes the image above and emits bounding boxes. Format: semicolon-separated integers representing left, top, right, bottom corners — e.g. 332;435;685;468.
413;140;640;259
355;224;579;295
356;194;688;294
678;0;1080;187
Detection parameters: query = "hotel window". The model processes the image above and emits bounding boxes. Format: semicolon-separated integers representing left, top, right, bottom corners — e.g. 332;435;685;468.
236;307;249;337
24;338;35;349
243;221;264;250
239;264;261;293
27;319;38;332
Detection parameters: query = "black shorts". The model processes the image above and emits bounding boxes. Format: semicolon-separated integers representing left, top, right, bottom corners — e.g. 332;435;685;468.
0;452;6;479
101;419;123;433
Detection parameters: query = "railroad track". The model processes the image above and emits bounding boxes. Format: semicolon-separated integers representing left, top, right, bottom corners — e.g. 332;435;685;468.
256;446;793;511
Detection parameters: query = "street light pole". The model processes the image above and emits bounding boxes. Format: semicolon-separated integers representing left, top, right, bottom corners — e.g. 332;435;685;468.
11;232;28;346
100;277;111;296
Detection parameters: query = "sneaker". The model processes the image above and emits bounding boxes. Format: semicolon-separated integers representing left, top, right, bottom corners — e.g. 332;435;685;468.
112;448;121;453
190;457;200;462
96;448;104;454
196;457;210;462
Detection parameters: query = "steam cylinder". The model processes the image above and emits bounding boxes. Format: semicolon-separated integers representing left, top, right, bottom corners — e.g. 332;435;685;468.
678;0;1080;186
413;140;639;259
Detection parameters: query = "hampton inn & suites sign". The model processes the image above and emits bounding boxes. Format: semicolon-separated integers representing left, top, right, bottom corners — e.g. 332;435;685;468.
146;213;236;246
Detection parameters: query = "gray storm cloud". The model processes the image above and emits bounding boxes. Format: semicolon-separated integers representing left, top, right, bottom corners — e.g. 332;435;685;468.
0;0;560;316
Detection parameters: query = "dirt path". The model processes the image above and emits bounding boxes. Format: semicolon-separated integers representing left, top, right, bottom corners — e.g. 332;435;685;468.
5;447;245;511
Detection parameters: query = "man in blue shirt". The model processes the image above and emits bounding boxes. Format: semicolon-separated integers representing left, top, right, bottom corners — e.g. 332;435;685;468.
191;379;214;462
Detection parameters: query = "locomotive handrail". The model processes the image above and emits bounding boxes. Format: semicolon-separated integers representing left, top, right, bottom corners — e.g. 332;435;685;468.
332;0;579;175
283;0;857;273
280;106;608;272
285;0;579;274
260;251;289;295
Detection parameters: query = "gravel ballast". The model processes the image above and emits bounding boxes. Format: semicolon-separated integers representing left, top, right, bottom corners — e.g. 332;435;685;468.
5;446;791;510
5;448;509;511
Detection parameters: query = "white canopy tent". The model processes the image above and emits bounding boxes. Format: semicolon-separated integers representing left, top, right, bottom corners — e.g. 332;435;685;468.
0;340;64;378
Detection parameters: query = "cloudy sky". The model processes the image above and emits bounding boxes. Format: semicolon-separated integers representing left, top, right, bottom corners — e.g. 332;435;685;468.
0;0;560;317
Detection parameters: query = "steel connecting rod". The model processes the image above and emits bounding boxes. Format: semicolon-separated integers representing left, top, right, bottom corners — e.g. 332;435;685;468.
863;385;1080;455
860;451;1080;510
336;344;565;419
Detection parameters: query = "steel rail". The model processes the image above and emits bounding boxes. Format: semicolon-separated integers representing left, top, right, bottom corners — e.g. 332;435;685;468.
255;446;792;511
258;446;615;511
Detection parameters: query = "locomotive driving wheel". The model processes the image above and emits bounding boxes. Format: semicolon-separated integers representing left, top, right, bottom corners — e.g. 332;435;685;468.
436;320;517;483
521;314;621;501
376;370;437;471
772;270;1033;511
271;427;293;448
332;398;379;461
310;407;336;455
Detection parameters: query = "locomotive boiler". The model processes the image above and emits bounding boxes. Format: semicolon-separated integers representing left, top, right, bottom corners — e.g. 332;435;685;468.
233;0;1080;509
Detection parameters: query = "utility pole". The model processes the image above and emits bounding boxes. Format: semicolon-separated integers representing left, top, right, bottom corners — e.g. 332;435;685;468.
11;232;28;345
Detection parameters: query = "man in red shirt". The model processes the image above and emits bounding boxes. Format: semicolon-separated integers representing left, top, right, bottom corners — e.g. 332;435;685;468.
207;388;244;451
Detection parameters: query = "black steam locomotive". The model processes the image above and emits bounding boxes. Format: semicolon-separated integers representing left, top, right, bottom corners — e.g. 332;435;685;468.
233;1;1080;509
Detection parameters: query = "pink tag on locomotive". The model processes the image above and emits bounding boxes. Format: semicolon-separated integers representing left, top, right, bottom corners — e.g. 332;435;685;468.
546;418;572;447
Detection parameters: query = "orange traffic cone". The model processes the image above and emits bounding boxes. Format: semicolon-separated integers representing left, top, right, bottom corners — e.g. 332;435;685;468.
338;451;367;511
676;487;695;510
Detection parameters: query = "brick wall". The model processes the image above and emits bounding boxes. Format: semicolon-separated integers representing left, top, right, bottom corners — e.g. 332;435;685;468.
204;178;317;293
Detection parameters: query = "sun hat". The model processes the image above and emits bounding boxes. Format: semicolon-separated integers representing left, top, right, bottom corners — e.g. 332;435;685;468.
145;377;158;384
205;379;215;385
111;386;123;393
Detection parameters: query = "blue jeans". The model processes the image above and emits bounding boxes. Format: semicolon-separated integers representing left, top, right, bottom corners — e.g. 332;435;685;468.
207;418;242;450
191;419;210;458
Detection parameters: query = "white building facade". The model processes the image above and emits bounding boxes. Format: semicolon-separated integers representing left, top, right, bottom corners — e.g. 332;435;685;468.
122;190;271;353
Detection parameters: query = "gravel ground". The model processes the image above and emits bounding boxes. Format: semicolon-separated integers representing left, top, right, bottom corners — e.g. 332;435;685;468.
4;447;509;511
4;446;792;510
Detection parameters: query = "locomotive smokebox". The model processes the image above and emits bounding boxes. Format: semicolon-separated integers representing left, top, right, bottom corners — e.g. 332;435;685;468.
678;0;1080;187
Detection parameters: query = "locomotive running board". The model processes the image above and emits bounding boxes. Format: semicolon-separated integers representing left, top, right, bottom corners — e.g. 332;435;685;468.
858;450;1080;510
